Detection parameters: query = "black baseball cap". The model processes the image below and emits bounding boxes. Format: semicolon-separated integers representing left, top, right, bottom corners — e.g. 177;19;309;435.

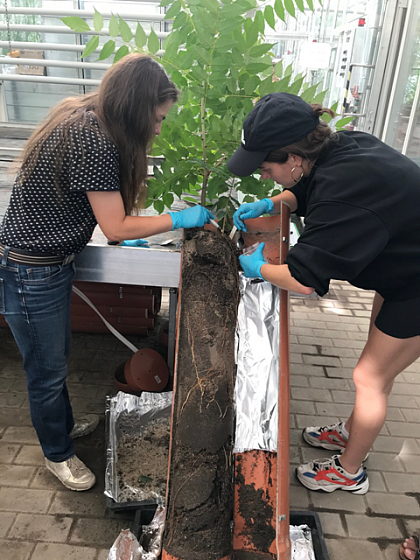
227;92;320;177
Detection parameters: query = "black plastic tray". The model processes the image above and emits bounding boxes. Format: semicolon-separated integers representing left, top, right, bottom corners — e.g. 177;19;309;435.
132;506;158;540
106;495;159;513
130;509;329;559
290;510;330;560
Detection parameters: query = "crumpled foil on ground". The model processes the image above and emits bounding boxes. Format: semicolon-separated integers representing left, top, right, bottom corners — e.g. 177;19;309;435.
105;391;172;503
139;506;166;560
234;273;280;453
107;508;165;560
290;524;316;560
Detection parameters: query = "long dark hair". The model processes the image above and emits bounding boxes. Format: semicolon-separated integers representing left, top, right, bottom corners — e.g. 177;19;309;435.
17;54;178;214
266;104;338;165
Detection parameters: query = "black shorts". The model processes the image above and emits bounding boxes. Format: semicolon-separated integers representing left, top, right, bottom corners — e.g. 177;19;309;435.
375;296;420;339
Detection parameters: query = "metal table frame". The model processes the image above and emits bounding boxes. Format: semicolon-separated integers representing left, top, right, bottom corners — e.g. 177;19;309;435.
75;242;181;376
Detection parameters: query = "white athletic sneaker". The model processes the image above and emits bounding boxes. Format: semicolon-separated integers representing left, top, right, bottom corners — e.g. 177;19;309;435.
296;454;369;494
45;455;96;491
302;421;349;451
302;421;370;461
69;414;99;439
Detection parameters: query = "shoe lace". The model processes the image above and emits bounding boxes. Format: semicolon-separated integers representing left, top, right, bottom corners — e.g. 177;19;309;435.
312;456;335;472
319;422;340;433
67;456;84;474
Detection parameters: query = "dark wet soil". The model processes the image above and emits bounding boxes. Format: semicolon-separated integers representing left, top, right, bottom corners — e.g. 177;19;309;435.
162;229;239;560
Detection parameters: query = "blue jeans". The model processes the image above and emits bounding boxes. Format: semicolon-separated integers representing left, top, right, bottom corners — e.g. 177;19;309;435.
0;247;76;462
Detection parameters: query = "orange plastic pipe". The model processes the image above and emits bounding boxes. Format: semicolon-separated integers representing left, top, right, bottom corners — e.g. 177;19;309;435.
276;202;291;560
233;450;277;557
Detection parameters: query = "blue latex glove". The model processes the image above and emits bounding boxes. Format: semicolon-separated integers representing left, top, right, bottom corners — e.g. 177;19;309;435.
120;239;149;247
239;243;266;279
169;205;215;230
233;198;274;231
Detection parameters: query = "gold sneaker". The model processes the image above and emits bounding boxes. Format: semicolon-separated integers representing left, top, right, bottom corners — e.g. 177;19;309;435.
45;455;96;491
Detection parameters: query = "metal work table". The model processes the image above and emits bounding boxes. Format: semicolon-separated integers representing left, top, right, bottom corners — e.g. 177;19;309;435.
75;225;182;375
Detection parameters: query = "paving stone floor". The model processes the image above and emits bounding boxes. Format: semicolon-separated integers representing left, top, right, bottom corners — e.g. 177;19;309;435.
1;283;419;559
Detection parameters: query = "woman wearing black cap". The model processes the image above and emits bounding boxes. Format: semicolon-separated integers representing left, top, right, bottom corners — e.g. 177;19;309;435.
228;92;420;495
0;54;214;492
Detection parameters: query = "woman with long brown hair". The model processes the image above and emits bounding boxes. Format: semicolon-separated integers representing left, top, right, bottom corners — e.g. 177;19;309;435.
229;92;420;496
0;53;213;491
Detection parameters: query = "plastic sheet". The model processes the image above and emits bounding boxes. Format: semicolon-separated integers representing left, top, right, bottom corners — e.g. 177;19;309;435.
139;506;166;560
290;524;316;560
107;507;166;560
234;273;280;453
107;530;141;560
105;391;173;503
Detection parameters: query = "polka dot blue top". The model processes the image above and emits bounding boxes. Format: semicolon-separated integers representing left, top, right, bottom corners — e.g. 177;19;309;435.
0;112;120;257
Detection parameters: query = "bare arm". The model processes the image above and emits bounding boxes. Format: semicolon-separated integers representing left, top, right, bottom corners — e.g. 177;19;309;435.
87;191;173;241
270;190;298;213
260;263;315;295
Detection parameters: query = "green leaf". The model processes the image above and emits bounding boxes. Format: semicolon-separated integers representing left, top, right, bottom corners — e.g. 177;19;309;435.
274;0;286;22
284;0;296;18
300;82;319;102
274;60;283;78
312;89;328;105
163;192;174;208
148;28;160;54
255;10;265;34
244;75;260;95
245;19;259;47
295;0;306;13
109;14;119;37
160;0;173;6
288;75;304;95
306;0;314;10
139;475;153;483
249;43;275;57
61;16;91;32
164;0;181;20
335;116;355;129
93;8;103;32
246;62;272;73
154;200;165;214
98;39;115;60
264;5;276;30
330;101;339;113
172;11;188;30
284;63;293;76
259;75;276;96
119;17;132;42
82;35;99;58
113;45;129;63
135;23;147;49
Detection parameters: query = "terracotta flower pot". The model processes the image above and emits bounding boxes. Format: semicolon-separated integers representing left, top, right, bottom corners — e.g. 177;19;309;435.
114;360;142;396
242;214;281;265
125;348;169;393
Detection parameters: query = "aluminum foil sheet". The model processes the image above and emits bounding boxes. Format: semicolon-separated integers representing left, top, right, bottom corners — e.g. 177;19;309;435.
107;508;165;560
105;391;173;503
290;525;316;560
234;273;280;453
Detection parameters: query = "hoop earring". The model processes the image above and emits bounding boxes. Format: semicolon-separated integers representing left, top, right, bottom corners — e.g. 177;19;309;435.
291;166;304;183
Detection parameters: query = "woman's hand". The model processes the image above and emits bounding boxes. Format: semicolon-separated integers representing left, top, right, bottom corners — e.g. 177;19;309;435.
239;243;266;279
169;205;215;230
233;198;274;231
120;239;149;247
